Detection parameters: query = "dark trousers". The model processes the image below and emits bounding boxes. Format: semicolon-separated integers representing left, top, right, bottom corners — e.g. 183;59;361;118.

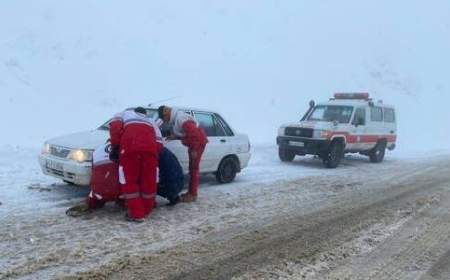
157;181;183;202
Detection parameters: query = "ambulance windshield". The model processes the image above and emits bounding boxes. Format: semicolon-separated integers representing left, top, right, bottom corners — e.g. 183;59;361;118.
307;105;354;124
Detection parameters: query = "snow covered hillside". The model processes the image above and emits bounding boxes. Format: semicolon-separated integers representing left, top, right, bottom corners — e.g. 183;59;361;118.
1;1;449;151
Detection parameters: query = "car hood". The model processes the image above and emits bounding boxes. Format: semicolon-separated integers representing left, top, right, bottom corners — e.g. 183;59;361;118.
281;121;334;130
46;130;109;150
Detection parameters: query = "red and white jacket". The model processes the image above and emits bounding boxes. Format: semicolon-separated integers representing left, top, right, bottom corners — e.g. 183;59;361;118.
169;108;208;149
110;110;162;154
169;108;196;138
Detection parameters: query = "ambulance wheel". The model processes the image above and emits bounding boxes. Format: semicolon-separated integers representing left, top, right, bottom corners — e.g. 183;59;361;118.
323;141;344;168
279;148;295;162
369;140;386;163
216;157;238;184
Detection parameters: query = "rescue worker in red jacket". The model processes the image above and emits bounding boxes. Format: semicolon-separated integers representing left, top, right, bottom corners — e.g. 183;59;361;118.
158;106;208;203
109;107;160;222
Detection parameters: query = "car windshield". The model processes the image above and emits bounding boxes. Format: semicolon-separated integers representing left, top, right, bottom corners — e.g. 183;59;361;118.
307;105;354;123
98;108;159;130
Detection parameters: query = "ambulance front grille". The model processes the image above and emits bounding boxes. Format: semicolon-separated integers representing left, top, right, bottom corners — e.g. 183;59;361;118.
285;127;313;138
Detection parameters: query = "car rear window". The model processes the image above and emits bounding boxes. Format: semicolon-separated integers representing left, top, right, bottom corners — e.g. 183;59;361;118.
194;112;227;137
215;114;234;136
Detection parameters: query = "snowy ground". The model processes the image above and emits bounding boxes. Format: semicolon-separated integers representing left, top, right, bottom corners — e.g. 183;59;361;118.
1;145;450;279
0;144;439;218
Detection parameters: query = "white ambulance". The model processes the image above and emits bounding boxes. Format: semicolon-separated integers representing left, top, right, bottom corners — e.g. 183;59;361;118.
277;93;397;168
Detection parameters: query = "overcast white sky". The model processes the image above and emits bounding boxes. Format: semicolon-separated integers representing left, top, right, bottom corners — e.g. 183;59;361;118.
1;0;449;150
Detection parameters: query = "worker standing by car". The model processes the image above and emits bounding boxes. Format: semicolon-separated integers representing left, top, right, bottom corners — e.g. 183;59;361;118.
110;107;160;222
158;106;208;203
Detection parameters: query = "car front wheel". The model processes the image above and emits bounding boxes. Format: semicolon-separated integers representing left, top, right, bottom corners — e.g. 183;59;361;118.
369;141;387;163
279;148;295;162
323;141;344;168
216;157;238;184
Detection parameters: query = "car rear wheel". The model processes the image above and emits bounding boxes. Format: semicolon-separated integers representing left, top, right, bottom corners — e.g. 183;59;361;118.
216;157;238;184
369;141;387;163
279;148;295;162
323;141;344;168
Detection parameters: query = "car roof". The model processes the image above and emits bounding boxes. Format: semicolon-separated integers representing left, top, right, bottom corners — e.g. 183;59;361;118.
317;99;395;109
146;106;221;115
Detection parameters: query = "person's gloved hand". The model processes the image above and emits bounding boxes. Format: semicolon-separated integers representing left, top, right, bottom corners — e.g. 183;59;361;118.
109;146;120;163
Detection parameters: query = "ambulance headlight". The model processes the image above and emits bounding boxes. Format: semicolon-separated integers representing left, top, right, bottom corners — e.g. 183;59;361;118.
278;127;286;136
313;130;332;139
69;149;93;163
41;143;50;155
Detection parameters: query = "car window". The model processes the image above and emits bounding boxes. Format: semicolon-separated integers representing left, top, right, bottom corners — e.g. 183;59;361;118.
370;107;383;122
146;109;158;120
353;108;366;126
384;108;395;123
308;106;354;124
159;122;172;137
194;112;226;137
214;114;234;136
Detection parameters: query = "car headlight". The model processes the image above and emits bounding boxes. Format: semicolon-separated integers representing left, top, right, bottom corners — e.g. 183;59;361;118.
278;127;286;136
313;130;332;139
69;149;93;163
41;143;50;155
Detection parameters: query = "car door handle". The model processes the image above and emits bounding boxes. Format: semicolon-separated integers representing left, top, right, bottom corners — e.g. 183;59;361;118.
220;139;227;143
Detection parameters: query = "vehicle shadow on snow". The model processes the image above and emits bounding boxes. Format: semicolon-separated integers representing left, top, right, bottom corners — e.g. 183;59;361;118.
286;154;396;169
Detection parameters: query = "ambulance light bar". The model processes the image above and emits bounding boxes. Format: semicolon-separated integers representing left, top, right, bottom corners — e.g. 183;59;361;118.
334;93;370;100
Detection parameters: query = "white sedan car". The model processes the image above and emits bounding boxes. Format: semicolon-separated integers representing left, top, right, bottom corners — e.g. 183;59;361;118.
39;107;251;186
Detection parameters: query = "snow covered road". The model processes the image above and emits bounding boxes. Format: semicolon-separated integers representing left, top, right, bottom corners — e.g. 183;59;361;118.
1;145;449;279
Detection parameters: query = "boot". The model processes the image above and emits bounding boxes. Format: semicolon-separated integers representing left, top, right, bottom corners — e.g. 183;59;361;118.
66;203;91;217
167;195;180;207
125;213;145;223
180;192;197;203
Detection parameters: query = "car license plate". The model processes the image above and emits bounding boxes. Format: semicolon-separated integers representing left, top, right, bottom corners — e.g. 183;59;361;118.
289;141;305;147
46;160;63;171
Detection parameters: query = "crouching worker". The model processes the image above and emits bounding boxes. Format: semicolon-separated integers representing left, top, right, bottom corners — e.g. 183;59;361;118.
157;147;184;206
158;106;208;203
66;143;122;217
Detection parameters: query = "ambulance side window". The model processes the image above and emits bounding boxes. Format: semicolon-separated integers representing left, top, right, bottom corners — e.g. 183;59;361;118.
384;108;396;123
353;108;366;126
370;107;383;122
